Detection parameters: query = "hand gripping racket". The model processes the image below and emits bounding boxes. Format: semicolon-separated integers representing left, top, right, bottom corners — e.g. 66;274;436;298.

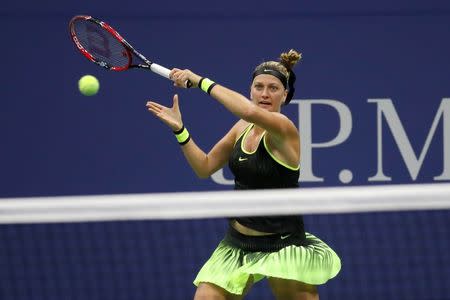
69;15;191;86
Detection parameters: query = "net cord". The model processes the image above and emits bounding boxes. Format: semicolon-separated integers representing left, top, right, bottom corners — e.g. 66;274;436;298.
0;183;449;224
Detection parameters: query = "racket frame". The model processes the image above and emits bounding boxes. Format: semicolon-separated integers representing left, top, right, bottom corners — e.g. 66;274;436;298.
69;15;170;79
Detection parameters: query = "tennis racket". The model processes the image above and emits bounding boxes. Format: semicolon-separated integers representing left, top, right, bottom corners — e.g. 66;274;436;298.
69;15;191;86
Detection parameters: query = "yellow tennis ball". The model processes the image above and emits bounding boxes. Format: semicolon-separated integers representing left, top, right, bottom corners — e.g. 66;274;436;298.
78;75;100;96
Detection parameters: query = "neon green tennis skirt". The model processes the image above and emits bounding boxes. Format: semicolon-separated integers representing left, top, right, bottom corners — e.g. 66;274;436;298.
193;232;341;295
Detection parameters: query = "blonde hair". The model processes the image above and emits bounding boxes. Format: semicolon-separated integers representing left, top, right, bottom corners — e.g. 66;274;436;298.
255;49;302;78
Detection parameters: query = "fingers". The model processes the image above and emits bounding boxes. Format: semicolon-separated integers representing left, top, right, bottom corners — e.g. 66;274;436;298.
169;68;181;79
146;101;168;117
146;98;183;131
146;101;164;111
146;102;161;117
170;69;192;88
173;94;182;113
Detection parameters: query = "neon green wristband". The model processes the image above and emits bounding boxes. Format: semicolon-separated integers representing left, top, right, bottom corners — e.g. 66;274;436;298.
173;126;190;145
198;78;217;94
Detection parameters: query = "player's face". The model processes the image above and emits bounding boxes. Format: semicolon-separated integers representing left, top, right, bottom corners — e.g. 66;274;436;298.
250;74;287;112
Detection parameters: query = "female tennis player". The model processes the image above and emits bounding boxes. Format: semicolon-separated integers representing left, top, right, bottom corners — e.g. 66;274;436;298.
146;49;341;300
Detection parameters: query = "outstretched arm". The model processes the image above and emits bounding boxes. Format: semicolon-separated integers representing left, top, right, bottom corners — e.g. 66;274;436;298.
170;69;298;143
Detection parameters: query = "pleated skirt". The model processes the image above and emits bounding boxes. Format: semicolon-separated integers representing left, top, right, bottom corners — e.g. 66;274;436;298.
193;232;341;295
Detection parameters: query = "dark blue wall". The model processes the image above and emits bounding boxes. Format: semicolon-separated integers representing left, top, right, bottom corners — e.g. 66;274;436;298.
1;1;449;299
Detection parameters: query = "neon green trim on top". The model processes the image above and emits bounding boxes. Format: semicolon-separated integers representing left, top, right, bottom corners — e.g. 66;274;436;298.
234;123;253;147
263;135;300;171
240;124;266;155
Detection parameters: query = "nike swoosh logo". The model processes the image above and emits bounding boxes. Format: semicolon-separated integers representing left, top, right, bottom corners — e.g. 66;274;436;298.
238;157;248;162
281;234;291;240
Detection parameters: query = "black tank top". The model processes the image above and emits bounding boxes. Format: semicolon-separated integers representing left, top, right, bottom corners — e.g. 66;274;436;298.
228;124;305;234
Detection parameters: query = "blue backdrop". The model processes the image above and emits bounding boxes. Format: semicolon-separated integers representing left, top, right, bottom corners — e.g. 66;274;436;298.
1;1;449;299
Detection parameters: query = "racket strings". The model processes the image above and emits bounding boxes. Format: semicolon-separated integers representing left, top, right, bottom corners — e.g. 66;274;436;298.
73;20;130;68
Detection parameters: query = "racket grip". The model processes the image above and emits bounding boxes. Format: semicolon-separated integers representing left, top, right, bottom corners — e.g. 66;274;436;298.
150;63;171;79
150;63;192;88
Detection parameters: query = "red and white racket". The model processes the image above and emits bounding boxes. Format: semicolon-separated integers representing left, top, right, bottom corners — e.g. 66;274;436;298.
69;15;190;86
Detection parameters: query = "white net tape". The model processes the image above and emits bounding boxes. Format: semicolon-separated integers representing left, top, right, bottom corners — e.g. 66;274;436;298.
0;183;449;224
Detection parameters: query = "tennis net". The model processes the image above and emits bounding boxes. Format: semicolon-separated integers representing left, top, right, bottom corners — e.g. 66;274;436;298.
1;183;449;299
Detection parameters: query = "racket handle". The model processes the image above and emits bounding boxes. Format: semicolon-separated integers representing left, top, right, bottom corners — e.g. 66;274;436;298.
150;63;193;88
150;63;171;79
